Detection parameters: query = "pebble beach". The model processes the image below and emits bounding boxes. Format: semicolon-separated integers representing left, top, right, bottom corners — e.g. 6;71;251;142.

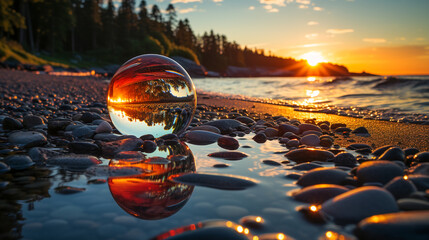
1;69;429;240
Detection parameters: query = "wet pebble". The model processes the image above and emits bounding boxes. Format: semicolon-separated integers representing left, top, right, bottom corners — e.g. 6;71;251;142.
298;123;322;134
397;198;429;211
320;186;399;224
173;173;257;190
356;161;404;185
333;152;357;168
99;137;143;157
213;163;230;168
262;160;281;166
408;163;429;176
372;145;395;157
185;130;222;145
297;168;349;187
208;151;248;160
263;127;278;138
142;140;157;153
2;117;24;130
95;121;112;133
253;132;267;143
114;151;145;160
292;162;323;171
378;147;405;161
285;149;335;163
0;162;11;174
8;131;47;148
384;176;417;199
414;152;429;163
2;155;34;170
235;116;256;125
291;184;349;204
355;211;429;240
239;215;265;229
72;125;94;139
286;139;299;148
407;175;429;191
217;136;239;150
69;141;100;154
23;115;45;129
300;134;320;146
352;126;369;134
190;125;221;134
204;119;245;134
278;124;299;135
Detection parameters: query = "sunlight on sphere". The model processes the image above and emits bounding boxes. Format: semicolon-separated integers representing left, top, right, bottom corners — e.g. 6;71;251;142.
107;54;197;137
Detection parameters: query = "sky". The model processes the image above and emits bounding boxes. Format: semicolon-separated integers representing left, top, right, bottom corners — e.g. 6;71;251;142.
132;0;429;75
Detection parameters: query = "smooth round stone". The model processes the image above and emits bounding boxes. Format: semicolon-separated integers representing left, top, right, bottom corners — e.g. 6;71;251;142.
68;141;100;154
93;133;121;141
173;173;257;190
285;173;302;179
321;186;399;224
264;127;278;138
95;121;112;134
384;176;417;200
372;145;395;157
185;130;222;145
22;115;44;128
190;125;221;134
331;123;346;130
142;140;157;153
80;112;102;123
47;154;102;170
333;152;357;168
347;143;372;150
253;132;267;143
8;131;47;148
408;163;429;176
356;161;404;185
408;175;429;191
239;215;265;229
208;151;248;160
278;124;299;135
286;139;299;148
352;126;369;134
300;134;320;146
397;198;429;211
2;155;34;170
216;205;249;218
355;211;429;240
2;117;23;130
291;184;349;204
298;123;322;134
204;119;245;134
297;168;349;187
262;160;281;166
414;152;429;163
378;147;405;161
99;137;143;157
72;126;94;139
404;148;419;156
114;151;145;160
292;162;323;171
334;127;352;133
217;136;239;150
285;149;335;163
235;116;256;125
0;162;10;174
320;138;333;148
213;163;230;168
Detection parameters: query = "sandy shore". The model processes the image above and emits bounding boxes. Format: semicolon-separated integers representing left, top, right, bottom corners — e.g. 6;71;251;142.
1;69;427;151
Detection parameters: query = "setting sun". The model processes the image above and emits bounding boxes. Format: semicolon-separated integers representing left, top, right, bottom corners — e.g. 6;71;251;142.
300;52;326;66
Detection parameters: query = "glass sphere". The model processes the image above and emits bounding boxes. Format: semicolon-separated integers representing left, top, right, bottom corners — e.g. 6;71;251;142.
107;54;197;137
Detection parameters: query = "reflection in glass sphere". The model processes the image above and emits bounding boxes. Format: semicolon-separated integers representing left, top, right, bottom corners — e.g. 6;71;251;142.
108;142;195;220
107;54;197;138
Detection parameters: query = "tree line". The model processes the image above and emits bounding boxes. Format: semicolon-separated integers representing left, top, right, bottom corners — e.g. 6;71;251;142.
0;0;350;75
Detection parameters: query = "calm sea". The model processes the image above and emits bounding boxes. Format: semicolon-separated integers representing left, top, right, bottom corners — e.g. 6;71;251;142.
194;76;429;114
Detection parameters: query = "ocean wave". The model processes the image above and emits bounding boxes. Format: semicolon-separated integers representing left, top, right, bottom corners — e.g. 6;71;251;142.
356;76;429;89
338;93;394;98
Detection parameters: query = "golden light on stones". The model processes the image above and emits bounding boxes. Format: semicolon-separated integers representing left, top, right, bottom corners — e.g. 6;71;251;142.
310;205;318;212
107;54;197;138
403;175;408;180
256;216;262;222
277;233;286;240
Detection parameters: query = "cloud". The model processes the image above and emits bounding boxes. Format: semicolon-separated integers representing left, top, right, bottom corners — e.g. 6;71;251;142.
264;5;279;12
326;29;354;34
249;6;255;10
260;0;286;6
296;0;310;4
362;38;387;43
313;6;323;11
178;7;197;13
299;5;308;9
171;0;202;3
213;0;223;2
305;33;318;39
307;21;319;26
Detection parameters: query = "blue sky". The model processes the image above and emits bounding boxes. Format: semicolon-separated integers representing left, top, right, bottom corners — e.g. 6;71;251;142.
117;0;429;74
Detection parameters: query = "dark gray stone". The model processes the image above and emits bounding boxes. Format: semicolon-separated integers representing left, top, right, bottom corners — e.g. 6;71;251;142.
298;123;322;134
2;117;23;130
333;152;357;168
378;147;405;161
207;151;248;160
357;161;404;185
185;130;222;145
204;119;245;134
291;184;349;204
285;149;335;163
23;115;44;129
278;124;299;135
69;141;100;154
8;131;47;148
384;176;417;199
297;168;349;187
2;155;34;170
173;173;257;190
47;154;101;170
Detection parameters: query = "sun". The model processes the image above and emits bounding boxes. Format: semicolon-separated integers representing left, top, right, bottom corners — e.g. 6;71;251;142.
300;51;326;66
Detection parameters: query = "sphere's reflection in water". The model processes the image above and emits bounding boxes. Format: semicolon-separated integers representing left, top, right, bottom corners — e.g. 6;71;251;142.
108;142;195;220
107;54;197;138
